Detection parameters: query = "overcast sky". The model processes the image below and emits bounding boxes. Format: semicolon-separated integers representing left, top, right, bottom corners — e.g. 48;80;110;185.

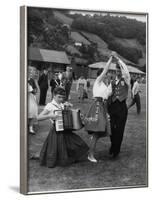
111;13;147;22
70;11;147;23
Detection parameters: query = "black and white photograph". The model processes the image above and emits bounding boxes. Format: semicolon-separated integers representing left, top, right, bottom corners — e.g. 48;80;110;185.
20;6;147;194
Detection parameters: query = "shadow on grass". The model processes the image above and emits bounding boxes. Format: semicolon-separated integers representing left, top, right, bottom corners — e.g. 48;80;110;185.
9;186;19;193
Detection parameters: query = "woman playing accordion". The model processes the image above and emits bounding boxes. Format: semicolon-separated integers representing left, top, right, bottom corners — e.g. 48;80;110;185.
37;87;89;168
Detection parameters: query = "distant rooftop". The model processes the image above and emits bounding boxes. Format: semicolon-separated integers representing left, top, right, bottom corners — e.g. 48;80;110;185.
28;47;70;65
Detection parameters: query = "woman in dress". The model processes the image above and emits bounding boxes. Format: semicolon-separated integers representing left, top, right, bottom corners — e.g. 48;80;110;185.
28;66;39;135
85;53;115;163
37;87;89;168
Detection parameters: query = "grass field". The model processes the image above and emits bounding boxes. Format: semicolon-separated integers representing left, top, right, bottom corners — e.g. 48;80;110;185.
28;83;147;193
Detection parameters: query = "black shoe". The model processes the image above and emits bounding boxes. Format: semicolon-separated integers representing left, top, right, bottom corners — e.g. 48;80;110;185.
39;103;45;106
112;153;119;159
109;147;113;155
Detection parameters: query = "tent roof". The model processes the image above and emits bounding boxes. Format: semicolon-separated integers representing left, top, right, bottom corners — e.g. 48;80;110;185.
88;61;145;74
28;47;70;65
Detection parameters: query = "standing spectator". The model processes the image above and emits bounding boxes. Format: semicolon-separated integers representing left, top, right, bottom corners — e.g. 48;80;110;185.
128;77;141;114
58;72;63;82
86;78;91;91
62;66;73;101
108;54;130;158
50;73;61;97
130;75;136;90
86;78;91;98
28;66;38;134
38;69;48;106
76;76;87;103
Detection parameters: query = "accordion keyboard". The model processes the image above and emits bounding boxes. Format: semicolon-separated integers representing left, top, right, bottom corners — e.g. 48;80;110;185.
54;110;64;131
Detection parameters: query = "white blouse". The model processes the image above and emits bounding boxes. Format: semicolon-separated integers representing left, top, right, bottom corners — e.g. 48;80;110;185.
44;99;64;123
93;80;112;100
28;83;33;92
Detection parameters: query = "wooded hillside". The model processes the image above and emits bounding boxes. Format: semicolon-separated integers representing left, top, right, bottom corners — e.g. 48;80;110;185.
28;7;146;71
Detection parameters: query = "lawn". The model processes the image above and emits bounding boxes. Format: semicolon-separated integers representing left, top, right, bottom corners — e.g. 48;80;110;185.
28;83;147;193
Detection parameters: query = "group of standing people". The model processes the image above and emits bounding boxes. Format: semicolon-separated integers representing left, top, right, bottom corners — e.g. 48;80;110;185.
28;66;74;135
38;66;74;105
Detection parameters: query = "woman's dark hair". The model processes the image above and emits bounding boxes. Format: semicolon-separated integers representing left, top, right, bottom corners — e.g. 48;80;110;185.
53;87;66;96
97;68;103;77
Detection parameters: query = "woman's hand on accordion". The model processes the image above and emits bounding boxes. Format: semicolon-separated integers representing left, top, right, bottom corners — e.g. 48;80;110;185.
63;102;73;109
48;113;61;121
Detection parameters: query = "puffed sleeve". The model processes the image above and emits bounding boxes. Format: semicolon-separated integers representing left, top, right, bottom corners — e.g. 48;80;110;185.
44;103;54;115
28;83;33;92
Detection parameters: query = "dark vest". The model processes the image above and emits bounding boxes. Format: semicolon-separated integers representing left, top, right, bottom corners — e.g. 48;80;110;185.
111;78;129;102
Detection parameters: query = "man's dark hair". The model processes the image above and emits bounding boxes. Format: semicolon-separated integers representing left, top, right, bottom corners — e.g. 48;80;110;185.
116;63;121;69
97;68;103;77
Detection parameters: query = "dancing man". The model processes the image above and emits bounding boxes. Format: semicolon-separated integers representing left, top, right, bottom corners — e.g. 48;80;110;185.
108;54;130;158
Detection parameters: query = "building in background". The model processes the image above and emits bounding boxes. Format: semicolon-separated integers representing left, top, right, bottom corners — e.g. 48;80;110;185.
28;47;71;79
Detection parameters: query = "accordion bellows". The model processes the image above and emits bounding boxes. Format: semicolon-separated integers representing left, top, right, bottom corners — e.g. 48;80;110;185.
71;109;83;130
55;109;83;131
62;109;73;130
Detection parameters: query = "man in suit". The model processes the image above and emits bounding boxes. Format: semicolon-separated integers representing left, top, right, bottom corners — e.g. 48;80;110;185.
62;66;73;101
50;73;61;98
38;69;48;105
108;54;130;158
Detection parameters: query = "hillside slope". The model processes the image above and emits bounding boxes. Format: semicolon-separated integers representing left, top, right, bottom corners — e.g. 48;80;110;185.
53;11;73;26
114;37;146;67
28;8;146;70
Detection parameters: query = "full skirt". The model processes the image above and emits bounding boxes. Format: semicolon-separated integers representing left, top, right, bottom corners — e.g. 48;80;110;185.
28;93;38;118
40;123;89;168
84;100;111;137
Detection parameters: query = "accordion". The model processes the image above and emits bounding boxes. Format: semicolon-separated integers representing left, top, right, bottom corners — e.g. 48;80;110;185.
54;109;83;132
